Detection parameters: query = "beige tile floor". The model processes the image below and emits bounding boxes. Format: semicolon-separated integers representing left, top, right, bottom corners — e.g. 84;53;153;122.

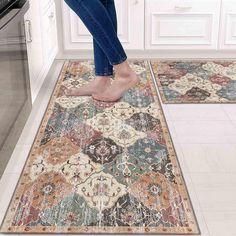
0;59;236;236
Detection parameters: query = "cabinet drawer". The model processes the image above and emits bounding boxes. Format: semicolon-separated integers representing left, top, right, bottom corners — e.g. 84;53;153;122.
147;0;220;13
145;0;221;50
219;0;236;50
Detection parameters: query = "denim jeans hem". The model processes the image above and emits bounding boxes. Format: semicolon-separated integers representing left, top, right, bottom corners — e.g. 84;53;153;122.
95;72;113;76
110;55;127;66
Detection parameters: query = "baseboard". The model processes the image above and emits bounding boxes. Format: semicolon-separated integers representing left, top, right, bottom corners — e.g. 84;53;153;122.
56;49;236;60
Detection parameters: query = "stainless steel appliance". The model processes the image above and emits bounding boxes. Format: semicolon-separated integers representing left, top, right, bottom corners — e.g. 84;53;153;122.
0;0;19;18
0;0;31;178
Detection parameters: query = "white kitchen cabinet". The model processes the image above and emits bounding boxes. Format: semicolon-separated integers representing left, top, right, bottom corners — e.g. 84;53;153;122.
145;0;221;50
56;0;236;59
24;0;58;103
40;1;58;61
24;1;44;102
219;0;236;50
61;0;144;50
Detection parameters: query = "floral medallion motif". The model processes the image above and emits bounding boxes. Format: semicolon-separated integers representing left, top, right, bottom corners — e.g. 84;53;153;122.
38;137;78;165
83;137;123;164
121;89;155;108
23;171;73;210
125;112;160;132
101;193;160;227
150;160;176;183
28;151;101;185
85;112;122;134
40;103;81;146
75;171;127;210
128;137;168;165
182;86;211;101
105;102;138;120
65;123;102;149
86;112;146;147
56;95;89;109
106;123;147;147
62;76;92;90
69;100;103;121
61;152;102;185
39;194;99;226
129;172;179;211
146;122;166;146
141;101;162;119
102;151;150;186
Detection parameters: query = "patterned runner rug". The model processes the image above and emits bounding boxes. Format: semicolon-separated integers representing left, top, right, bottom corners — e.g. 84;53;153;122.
0;60;200;234
150;59;236;103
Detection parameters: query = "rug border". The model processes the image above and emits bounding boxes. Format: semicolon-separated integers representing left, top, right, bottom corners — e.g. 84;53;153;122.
149;58;236;104
0;59;200;234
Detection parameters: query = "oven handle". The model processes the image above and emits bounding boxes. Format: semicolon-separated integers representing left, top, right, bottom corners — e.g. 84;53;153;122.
24;19;32;42
0;1;29;35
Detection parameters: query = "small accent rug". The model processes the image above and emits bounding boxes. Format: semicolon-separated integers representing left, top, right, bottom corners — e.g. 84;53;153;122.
150;59;236;103
0;60;200;234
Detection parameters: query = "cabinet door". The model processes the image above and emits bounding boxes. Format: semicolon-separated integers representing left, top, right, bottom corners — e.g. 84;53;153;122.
61;0;144;50
40;1;58;61
24;1;44;100
145;0;221;50
219;0;236;50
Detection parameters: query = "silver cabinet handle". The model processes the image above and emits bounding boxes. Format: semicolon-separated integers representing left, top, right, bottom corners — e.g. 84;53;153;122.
174;6;192;11
24;20;32;43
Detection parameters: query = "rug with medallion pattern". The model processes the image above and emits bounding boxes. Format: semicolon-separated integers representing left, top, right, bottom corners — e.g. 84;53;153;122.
150;59;236;103
0;60;200;234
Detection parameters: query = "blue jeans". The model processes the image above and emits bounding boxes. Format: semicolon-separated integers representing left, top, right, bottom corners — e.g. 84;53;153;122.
64;0;128;76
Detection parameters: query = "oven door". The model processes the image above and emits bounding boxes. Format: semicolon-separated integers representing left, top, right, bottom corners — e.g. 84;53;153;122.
0;1;31;177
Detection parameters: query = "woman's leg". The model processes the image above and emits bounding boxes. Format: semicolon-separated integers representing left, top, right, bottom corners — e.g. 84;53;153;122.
64;0;127;65
64;0;121;96
64;0;140;101
93;0;118;77
89;0;118;96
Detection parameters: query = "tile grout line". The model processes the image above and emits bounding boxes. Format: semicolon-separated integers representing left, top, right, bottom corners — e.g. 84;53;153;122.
220;104;236;128
177;143;213;236
186;171;212;236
